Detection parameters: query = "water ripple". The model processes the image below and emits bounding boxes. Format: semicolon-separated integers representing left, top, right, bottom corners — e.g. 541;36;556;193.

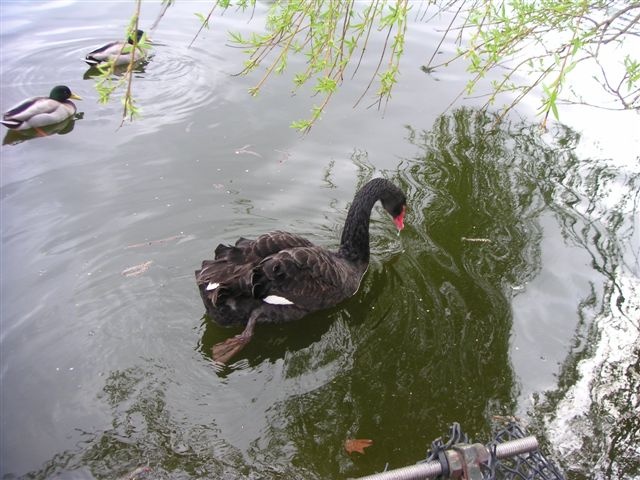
134;42;224;129
1;16;227;133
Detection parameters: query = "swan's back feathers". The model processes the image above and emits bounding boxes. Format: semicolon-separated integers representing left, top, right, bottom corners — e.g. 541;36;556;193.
239;231;314;259
252;246;365;312
195;231;316;323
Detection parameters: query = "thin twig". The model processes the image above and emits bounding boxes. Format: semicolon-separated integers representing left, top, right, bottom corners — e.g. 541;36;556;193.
354;20;394;109
120;0;143;127
351;0;380;80
189;0;220;48
424;1;464;70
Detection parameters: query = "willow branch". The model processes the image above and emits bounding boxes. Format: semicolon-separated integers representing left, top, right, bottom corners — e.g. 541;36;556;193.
120;0;143;126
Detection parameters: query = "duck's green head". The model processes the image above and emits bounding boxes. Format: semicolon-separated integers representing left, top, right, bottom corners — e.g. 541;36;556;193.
128;29;145;44
49;85;82;102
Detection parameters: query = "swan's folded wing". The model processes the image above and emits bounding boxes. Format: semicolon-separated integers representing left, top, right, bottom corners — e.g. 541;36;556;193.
196;232;319;310
244;231;314;259
251;247;360;311
209;231;313;263
195;259;255;301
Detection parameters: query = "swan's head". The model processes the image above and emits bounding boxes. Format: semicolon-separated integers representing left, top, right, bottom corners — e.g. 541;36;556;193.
392;205;406;231
381;187;407;231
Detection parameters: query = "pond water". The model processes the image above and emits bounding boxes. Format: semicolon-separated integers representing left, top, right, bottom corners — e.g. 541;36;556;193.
1;2;638;480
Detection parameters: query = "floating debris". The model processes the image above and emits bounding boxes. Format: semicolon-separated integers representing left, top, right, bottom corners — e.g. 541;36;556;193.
121;261;153;277
117;466;153;480
461;237;492;243
274;149;291;164
345;438;374;455
234;144;262;157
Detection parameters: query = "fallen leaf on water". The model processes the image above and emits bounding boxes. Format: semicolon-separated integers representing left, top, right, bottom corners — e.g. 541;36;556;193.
345;438;374;455
121;261;153;277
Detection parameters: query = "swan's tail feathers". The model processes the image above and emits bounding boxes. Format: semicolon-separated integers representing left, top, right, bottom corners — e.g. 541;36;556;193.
197;278;230;307
195;260;224;305
213;243;248;263
214;243;233;258
196;262;224;306
235;237;252;248
213;236;250;258
195;260;216;283
211;284;231;306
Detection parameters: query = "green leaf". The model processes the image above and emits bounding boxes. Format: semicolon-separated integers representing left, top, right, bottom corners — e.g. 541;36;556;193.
550;100;559;120
229;31;245;44
194;12;209;29
290;119;311;131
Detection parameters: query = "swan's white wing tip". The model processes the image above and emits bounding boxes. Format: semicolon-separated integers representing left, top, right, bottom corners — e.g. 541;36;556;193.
263;295;294;305
205;282;220;291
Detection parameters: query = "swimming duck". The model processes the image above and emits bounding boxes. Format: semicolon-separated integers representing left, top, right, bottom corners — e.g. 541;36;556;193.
1;85;82;131
85;29;147;67
195;178;407;363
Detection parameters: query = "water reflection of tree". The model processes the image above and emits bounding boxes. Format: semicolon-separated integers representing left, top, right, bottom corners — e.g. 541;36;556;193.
247;109;637;478
518;126;640;478
22;366;261;479
251;108;574;478
21;108;638;479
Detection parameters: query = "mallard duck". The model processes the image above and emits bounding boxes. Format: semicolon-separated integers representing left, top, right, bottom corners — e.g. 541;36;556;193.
1;85;82;131
195;178;407;363
84;29;147;67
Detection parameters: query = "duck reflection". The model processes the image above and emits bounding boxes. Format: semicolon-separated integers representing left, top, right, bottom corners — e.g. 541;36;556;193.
2;114;81;145
82;58;151;80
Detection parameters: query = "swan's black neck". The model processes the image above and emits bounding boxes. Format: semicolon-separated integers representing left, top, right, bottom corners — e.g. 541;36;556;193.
338;178;394;263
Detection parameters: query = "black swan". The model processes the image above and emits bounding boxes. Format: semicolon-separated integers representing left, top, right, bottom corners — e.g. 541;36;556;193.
195;178;407;363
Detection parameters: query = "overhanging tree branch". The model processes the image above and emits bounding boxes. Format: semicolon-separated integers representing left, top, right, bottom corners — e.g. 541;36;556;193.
98;0;640;129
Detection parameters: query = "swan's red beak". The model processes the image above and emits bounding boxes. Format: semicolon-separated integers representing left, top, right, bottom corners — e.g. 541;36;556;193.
393;206;406;231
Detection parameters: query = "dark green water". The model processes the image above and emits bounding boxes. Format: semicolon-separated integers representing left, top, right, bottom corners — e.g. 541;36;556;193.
1;2;638;479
